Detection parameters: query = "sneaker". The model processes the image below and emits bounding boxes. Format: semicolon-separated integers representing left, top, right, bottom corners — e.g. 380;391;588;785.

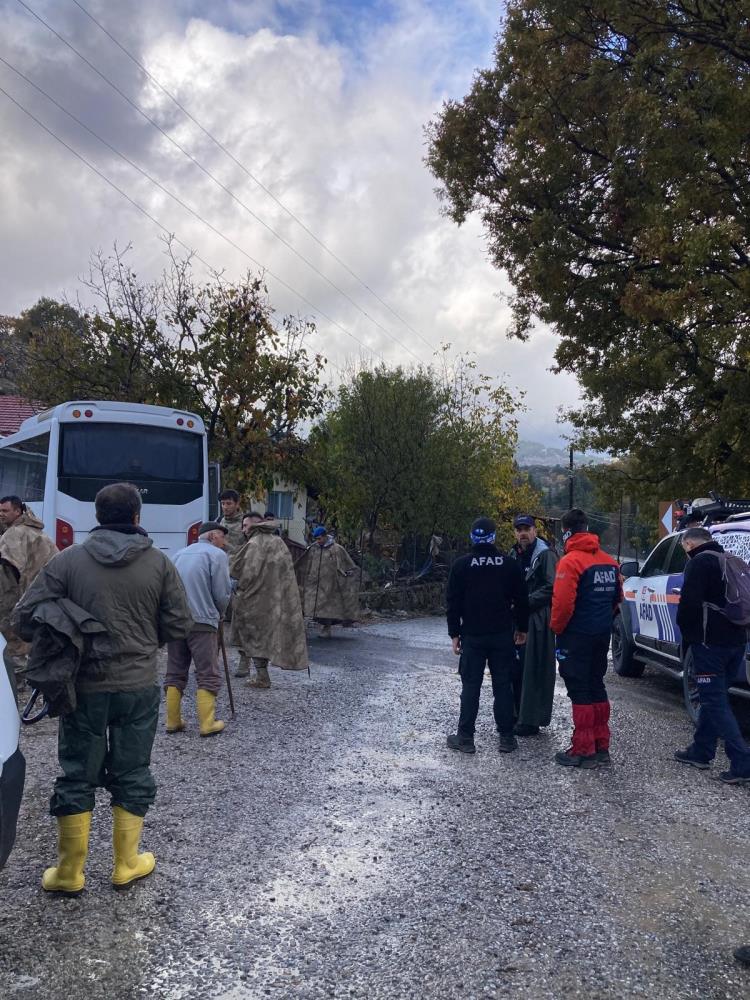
555;749;598;769
595;749;612;766
498;734;518;753
447;734;476;755
674;749;710;770
719;770;750;785
514;724;540;737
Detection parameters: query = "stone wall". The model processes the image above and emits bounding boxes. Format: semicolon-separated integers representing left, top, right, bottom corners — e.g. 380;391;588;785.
360;581;445;615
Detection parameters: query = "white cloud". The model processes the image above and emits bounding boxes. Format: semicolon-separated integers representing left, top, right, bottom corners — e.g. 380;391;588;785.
0;0;579;445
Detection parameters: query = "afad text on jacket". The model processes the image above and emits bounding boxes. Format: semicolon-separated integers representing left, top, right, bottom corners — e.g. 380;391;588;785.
551;532;622;637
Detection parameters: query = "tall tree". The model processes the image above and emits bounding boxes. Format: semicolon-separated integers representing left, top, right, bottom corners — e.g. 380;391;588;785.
10;244;327;492
427;1;750;501
299;356;538;547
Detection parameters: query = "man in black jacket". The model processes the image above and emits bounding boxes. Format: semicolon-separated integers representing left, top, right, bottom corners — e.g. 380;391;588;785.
446;517;529;754
674;527;750;783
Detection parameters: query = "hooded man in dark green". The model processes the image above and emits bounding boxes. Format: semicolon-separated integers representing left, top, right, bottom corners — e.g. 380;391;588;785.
15;483;192;895
509;515;559;736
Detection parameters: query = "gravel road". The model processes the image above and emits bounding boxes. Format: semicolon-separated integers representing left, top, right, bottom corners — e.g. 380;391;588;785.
2;616;750;999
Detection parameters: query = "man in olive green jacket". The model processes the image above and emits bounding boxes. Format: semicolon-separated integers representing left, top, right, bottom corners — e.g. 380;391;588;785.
15;483;192;896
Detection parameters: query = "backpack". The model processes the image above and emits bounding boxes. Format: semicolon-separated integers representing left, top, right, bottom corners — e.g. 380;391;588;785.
703;551;750;627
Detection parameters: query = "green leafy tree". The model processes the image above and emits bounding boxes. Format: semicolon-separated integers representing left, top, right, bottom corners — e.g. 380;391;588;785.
10;244;327;492
299;355;539;549
427;1;750;501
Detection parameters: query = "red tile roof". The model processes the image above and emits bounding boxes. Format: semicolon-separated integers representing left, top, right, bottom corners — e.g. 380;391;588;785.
0;396;41;437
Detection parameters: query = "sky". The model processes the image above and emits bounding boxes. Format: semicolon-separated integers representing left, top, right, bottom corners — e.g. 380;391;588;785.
0;0;580;445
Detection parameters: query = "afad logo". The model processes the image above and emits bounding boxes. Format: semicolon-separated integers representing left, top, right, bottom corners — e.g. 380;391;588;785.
470;555;504;567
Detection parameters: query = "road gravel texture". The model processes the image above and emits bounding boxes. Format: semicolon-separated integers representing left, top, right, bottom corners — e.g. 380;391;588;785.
2;616;750;999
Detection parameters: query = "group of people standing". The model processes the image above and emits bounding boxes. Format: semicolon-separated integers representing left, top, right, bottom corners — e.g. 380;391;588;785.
446;508;619;766
446;508;750;784
0;483;359;897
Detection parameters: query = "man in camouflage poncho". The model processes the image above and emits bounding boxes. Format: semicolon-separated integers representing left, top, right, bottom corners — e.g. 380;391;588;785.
297;527;359;637
0;495;58;693
230;512;308;688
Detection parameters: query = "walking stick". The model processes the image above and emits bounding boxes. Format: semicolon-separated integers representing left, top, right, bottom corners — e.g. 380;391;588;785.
218;623;236;719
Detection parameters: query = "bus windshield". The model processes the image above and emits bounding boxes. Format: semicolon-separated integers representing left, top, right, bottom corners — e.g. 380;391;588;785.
58;423;204;503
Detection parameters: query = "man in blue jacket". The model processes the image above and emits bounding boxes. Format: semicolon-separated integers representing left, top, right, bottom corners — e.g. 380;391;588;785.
446;517;529;754
674;527;750;783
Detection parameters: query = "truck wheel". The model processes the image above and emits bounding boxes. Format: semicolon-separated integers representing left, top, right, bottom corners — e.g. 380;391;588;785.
682;647;700;726
611;614;644;677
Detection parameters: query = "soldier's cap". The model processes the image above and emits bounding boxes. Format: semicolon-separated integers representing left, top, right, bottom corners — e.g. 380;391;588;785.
513;514;535;528
470;516;496;538
198;521;228;536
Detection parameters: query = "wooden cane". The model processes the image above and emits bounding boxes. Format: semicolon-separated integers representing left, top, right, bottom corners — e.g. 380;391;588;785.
218;622;236;719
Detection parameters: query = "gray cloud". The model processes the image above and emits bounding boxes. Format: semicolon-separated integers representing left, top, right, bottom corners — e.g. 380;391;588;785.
0;0;579;444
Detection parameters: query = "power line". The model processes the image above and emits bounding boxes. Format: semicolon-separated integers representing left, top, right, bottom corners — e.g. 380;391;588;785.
0;78;382;368
14;0;426;365
69;0;436;353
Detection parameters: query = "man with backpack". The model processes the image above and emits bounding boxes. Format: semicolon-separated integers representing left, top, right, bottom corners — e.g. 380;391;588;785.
675;527;750;783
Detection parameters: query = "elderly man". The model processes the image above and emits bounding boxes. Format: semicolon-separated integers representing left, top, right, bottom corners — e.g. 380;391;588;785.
0;495;58;694
230;511;308;688
165;521;232;737
508;514;558;737
15;483;192;895
297;526;359;637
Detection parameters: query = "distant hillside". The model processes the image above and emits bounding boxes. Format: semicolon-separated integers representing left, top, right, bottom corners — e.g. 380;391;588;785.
516;439;609;468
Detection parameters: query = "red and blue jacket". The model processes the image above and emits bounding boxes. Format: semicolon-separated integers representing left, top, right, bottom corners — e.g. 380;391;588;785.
551;532;622;637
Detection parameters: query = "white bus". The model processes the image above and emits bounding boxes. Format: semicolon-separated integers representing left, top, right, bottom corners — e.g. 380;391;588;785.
0;401;211;558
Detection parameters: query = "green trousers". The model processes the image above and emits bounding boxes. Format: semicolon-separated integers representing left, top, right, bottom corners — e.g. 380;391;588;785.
50;687;159;818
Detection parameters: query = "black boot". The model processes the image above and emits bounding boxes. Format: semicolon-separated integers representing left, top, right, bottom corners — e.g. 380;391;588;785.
447;733;476;754
498;734;518;753
514;724;539;737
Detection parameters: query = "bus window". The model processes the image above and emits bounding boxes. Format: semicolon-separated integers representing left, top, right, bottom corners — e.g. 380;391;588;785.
0;433;49;502
58;423;203;504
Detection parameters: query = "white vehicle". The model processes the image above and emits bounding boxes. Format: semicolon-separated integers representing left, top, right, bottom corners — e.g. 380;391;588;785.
0;637;25;871
613;512;750;722
0;401;211;558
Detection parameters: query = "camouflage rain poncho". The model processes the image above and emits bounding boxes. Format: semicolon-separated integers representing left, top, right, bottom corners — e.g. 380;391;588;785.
298;540;359;624
229;523;308;670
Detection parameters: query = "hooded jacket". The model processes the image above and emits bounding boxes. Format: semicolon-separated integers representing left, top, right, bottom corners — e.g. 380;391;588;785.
551;532;621;636
676;539;747;647
14;527;192;692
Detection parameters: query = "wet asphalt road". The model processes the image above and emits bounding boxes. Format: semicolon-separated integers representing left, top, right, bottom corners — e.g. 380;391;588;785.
2;615;750;1000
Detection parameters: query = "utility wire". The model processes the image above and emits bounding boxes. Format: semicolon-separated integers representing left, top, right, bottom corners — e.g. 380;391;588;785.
0;78;382;368
69;0;436;353
14;0;425;365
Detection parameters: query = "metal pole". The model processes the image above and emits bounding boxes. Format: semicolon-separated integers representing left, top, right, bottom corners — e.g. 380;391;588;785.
617;492;624;561
569;446;574;509
218;623;236;719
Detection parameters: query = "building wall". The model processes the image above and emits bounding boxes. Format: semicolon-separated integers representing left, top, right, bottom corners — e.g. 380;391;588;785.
248;477;308;545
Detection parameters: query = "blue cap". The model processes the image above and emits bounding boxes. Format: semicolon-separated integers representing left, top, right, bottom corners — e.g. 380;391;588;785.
312;526;326;538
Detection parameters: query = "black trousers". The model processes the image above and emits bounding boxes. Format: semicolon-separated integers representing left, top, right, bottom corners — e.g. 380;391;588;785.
556;631;610;705
457;632;516;740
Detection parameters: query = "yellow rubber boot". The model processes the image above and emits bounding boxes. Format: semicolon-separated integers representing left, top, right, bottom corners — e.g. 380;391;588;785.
112;806;155;889
196;689;225;737
165;686;185;733
42;812;92;896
